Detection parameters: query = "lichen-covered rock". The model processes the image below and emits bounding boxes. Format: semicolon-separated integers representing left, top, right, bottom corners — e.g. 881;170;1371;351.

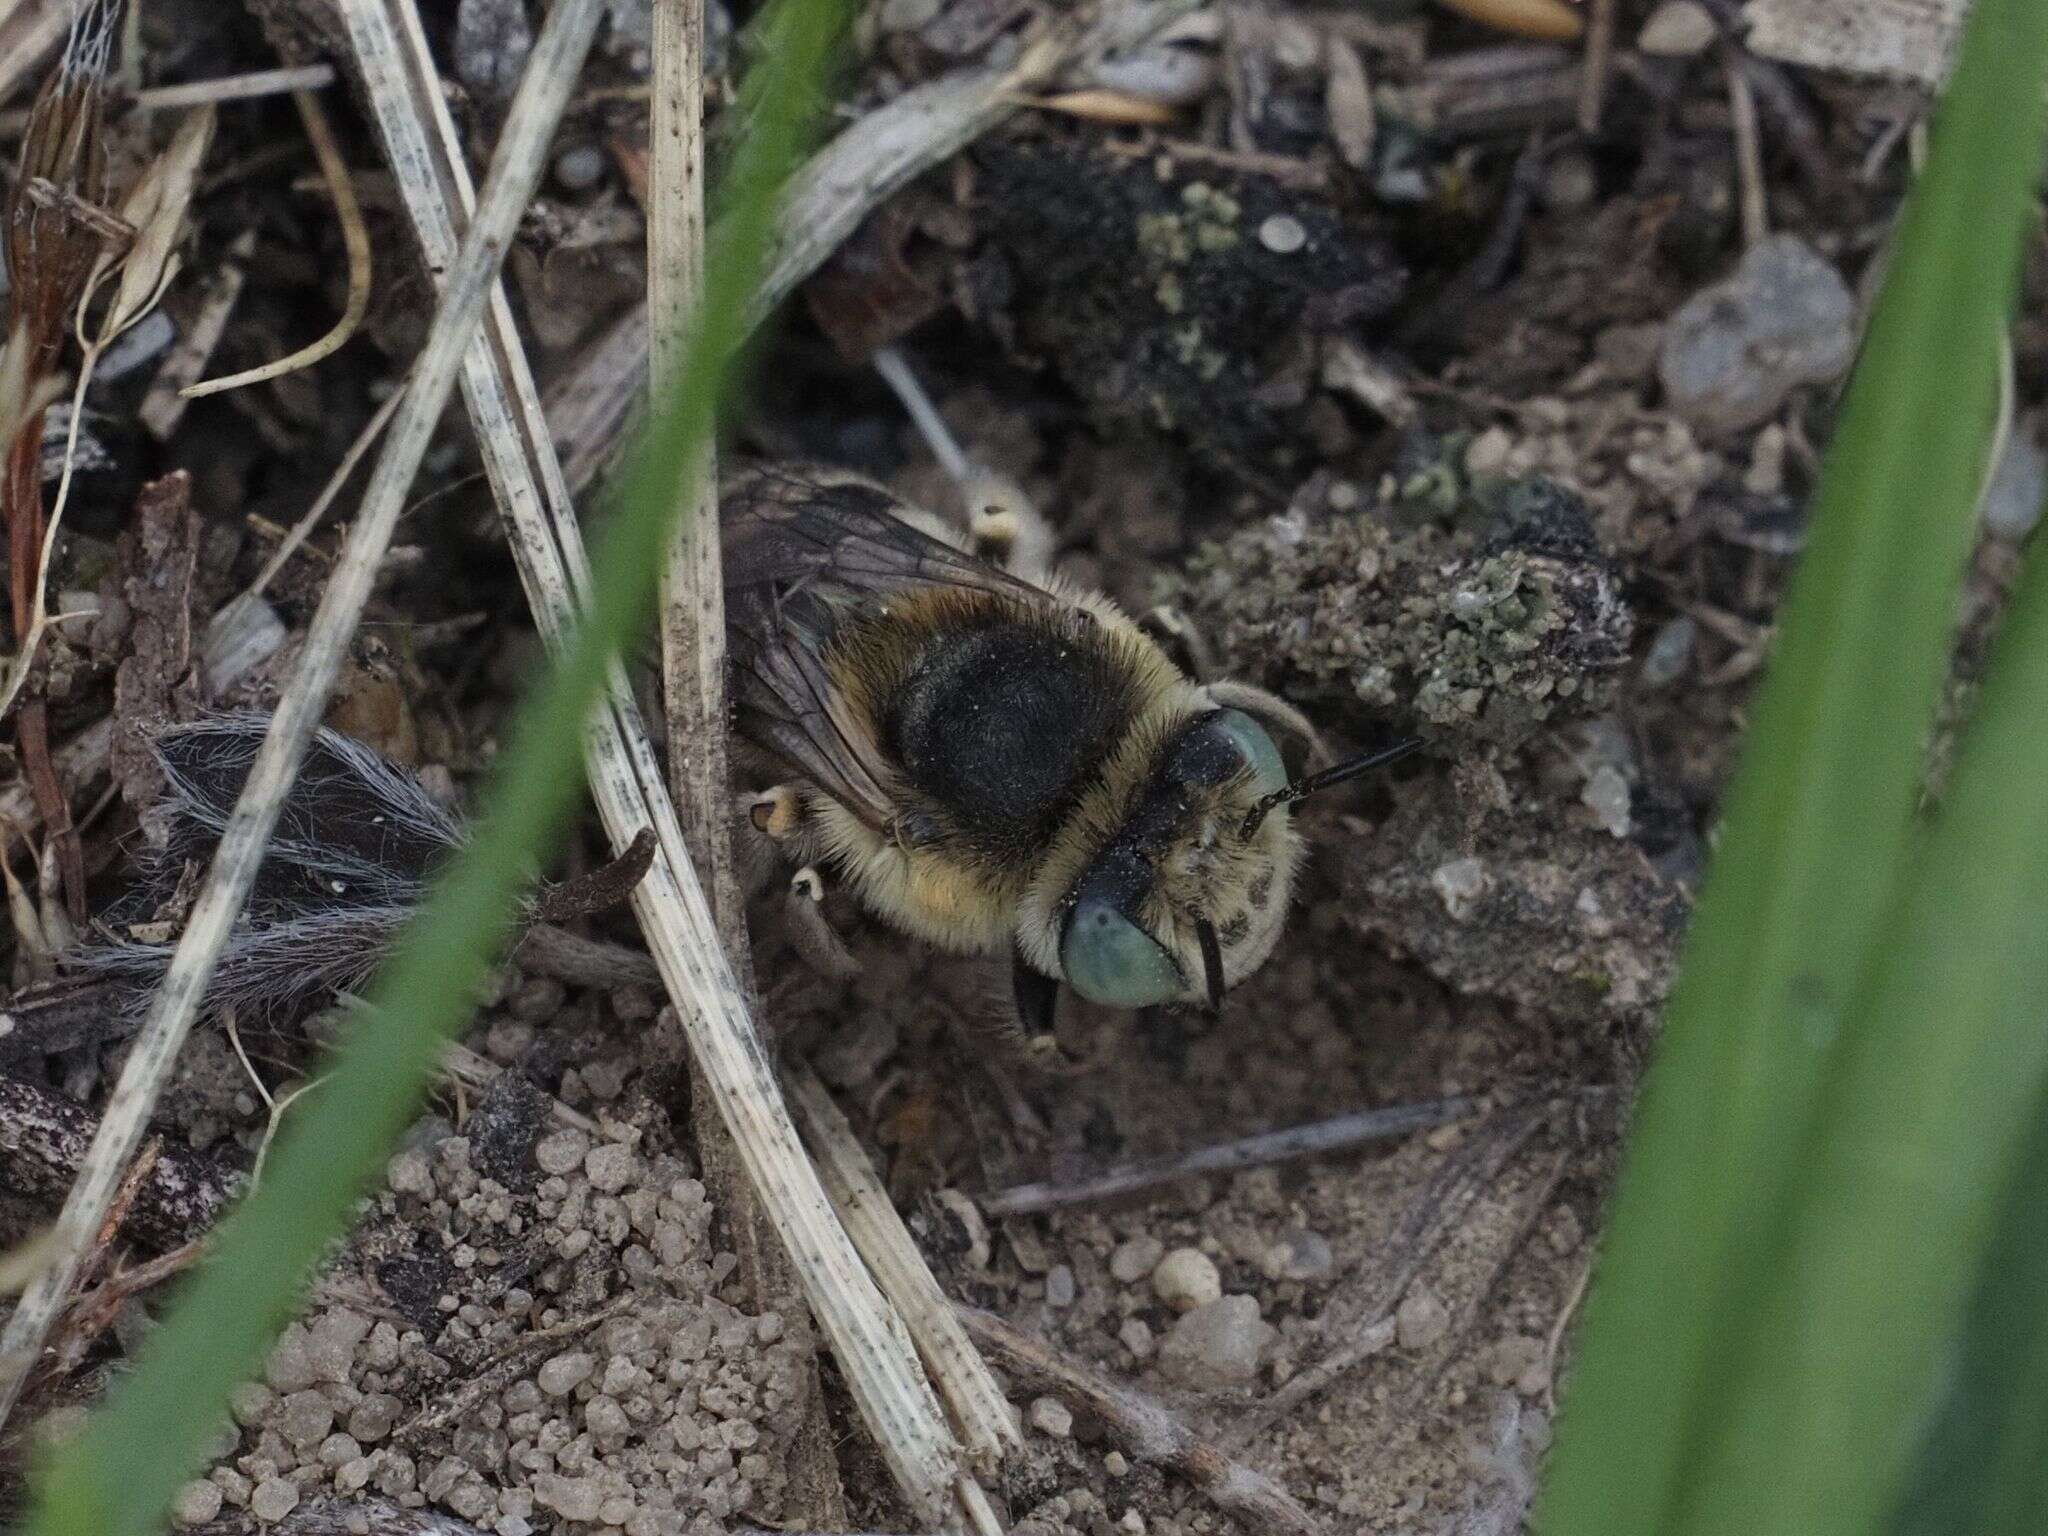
1348;771;1688;1018
972;143;1404;470
1163;476;1632;749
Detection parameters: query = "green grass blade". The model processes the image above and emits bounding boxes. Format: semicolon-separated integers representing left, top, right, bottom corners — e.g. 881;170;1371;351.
20;5;841;1532
1889;1075;2048;1536
1670;493;2048;1532
1537;1;2048;1529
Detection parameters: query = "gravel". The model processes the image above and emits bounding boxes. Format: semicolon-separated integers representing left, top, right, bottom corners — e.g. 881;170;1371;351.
1659;235;1856;435
1159;1296;1276;1389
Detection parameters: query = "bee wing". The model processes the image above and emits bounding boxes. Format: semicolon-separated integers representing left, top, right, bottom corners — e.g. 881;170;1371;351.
722;464;1050;832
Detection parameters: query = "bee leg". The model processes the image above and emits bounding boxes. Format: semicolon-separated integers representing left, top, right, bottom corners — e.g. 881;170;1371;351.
987;953;1089;1077
1141;603;1220;681
784;864;860;982
965;472;1057;582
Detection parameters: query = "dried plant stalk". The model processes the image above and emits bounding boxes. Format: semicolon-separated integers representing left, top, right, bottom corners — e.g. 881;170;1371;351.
180;90;369;398
790;1065;1023;1473
337;1;967;1523
0;0;609;1435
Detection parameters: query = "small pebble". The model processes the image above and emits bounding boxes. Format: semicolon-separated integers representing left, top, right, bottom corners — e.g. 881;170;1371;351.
1152;1248;1222;1313
171;1480;222;1529
1045;1263;1077;1308
1258;215;1306;254
1581;765;1632;839
538;1350;596;1397
1982;423;2047;541
1262;1228;1334;1283
1395;1288;1449;1351
1119;1318;1156;1360
1029;1396;1074;1438
1104;1451;1130;1477
1109;1235;1164;1285
348;1393;401;1444
533;1473;605;1523
277;1388;335;1450
553;145;606;192
534;1129;588;1177
1638;0;1715;55
249;1477;299;1524
1541;152;1597;213
583;1143;636;1193
1431;857;1488;921
1639;616;1696;689
1159;1296;1276;1390
387;1148;434;1198
1659;235;1855;436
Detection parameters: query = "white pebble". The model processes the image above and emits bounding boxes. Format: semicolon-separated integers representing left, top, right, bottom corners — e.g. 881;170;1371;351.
538;1350;596;1397
1638;0;1715;55
1029;1396;1074;1438
1258;215;1307;254
1152;1247;1222;1313
171;1480;222;1528
534;1129;589;1177
1159;1296;1275;1389
584;1142;638;1192
1395;1288;1449;1351
1110;1235;1164;1285
249;1477;299;1524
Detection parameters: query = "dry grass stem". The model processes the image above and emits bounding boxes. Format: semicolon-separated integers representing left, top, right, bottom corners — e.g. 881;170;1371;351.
980;1096;1479;1217
139;225;253;437
338;0;967;1521
0;0;67;112
180;90;368;398
960;1308;1325;1536
648;1;848;1518
790;1064;1023;1473
0;0;607;1434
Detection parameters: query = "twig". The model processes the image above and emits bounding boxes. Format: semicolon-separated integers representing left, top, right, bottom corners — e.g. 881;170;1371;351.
1724;47;1767;247
544;0;1204;497
335;1;967;1523
979;1096;1477;1217
238;386;405;600
0;1074;240;1251
0;0;609;1436
960;1307;1325;1536
1575;0;1615;133
0;62;337;133
649;4;846;1518
139;226;253;438
181;90;370;398
790;1064;1024;1473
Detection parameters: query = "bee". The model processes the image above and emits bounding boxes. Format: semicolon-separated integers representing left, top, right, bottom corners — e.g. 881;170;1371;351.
723;464;1416;1038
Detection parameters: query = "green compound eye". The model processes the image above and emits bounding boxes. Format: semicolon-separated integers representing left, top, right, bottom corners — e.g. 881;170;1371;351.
1060;897;1183;1008
1209;708;1288;796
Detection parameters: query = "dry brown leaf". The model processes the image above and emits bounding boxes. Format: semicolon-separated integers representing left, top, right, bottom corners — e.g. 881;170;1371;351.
1429;0;1585;42
1023;88;1182;125
88;104;213;344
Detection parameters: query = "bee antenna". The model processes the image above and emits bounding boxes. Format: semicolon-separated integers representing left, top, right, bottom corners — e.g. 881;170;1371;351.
1195;919;1224;1013
1240;737;1423;839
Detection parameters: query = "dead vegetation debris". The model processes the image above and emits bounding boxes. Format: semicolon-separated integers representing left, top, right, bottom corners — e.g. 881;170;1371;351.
0;0;2027;1531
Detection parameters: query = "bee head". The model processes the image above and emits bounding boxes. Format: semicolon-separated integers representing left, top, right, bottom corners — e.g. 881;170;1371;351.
1051;708;1300;1011
1052;714;1422;1012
